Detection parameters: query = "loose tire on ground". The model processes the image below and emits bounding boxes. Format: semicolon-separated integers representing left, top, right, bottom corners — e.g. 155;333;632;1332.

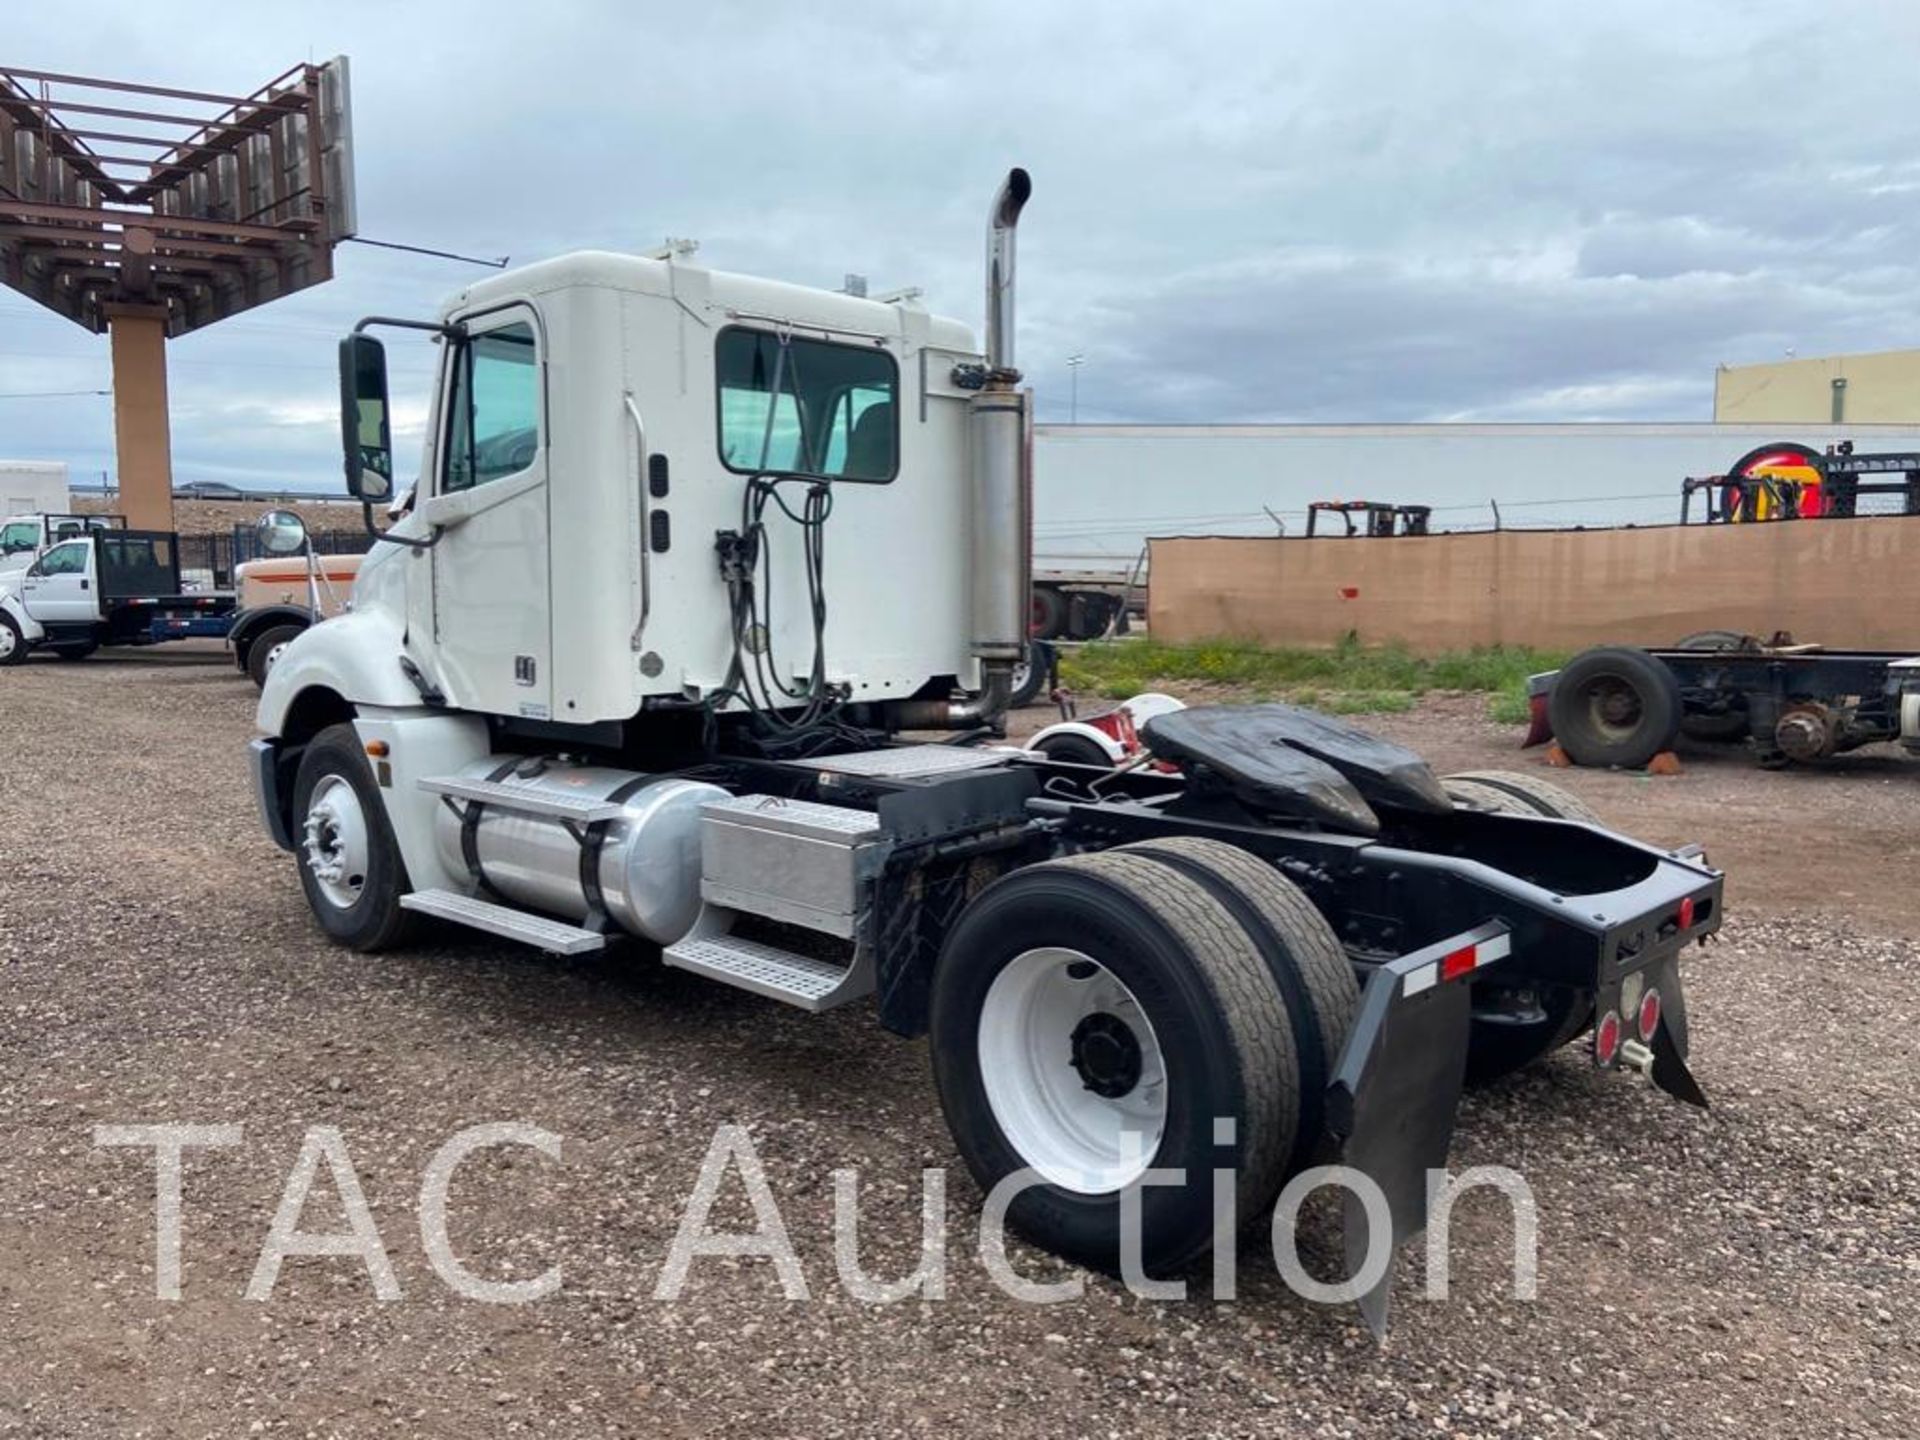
1547;646;1682;769
246;623;305;688
291;722;418;952
0;613;27;667
1442;769;1597;1082
929;852;1300;1274
1117;837;1358;1176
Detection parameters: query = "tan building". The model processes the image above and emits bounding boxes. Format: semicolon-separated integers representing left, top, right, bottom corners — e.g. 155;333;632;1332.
1714;347;1920;424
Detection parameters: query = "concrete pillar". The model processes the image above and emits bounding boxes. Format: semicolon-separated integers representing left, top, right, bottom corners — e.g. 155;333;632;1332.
105;304;174;533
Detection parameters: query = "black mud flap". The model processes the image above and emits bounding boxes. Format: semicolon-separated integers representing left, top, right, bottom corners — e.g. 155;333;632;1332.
1607;954;1706;1109
1323;922;1511;1339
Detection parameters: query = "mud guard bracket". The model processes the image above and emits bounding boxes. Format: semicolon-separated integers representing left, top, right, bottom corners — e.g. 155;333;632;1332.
1324;921;1510;1338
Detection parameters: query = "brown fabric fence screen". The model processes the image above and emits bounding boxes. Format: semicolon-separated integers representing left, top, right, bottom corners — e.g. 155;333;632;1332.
1148;518;1920;652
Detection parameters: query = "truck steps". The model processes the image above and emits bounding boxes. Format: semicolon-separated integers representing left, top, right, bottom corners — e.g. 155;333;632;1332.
400;888;608;955
663;934;873;1012
418;775;629;823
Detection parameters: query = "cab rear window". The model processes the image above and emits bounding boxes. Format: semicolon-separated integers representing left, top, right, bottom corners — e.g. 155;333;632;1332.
715;328;898;482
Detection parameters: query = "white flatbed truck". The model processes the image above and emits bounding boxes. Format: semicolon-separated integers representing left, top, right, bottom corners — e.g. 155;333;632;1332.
247;170;1720;1330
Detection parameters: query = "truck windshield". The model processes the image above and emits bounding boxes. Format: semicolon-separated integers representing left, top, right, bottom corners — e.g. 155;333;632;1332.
715;328;898;482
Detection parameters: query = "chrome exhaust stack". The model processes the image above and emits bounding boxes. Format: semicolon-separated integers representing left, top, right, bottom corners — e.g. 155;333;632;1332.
884;168;1034;733
959;169;1033;727
985;167;1031;377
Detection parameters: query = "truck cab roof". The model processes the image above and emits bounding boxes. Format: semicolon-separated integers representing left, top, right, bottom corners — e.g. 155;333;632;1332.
441;250;979;357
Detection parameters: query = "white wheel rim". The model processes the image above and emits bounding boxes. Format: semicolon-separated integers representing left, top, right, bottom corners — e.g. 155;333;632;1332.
978;947;1168;1194
264;640;290;674
301;774;370;909
0;626;14;659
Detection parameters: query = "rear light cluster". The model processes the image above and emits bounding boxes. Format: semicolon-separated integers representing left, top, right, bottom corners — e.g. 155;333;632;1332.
1596;986;1664;1067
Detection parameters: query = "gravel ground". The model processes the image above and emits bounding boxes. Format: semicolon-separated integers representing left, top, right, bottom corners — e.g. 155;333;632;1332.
1;648;1915;1438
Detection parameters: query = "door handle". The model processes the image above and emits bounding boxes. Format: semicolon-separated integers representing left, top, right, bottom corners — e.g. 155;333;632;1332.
81;579;89;590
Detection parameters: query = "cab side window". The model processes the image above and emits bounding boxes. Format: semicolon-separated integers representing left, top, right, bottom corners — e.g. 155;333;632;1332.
0;522;39;553
444;322;540;493
36;541;88;576
715;328;899;482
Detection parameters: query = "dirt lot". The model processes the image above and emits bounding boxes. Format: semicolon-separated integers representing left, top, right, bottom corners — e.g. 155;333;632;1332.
1;648;1915;1438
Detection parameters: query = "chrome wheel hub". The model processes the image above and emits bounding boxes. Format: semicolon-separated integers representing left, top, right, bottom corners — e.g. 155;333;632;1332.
301;774;370;910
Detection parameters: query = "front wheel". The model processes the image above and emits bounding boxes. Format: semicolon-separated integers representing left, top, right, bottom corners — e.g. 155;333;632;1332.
0;613;27;667
1007;640;1054;709
291;723;417;951
246;623;305;688
930;852;1300;1275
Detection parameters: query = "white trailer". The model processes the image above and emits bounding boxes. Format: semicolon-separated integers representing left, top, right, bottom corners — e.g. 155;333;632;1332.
0;460;69;517
245;171;1721;1331
1030;421;1920;561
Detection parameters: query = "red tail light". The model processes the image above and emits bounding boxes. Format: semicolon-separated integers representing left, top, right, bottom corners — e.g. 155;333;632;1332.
1638;988;1662;1042
1595;1011;1623;1066
1678;896;1696;930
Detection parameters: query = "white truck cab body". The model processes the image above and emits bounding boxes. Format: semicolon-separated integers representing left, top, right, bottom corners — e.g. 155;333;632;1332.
245;173;1721;1328
0;512;123;583
267;253;990;734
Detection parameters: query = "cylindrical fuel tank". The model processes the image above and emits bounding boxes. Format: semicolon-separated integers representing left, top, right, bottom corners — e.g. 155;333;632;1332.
431;758;725;943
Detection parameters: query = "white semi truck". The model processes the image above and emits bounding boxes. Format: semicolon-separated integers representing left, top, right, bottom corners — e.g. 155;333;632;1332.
249;171;1721;1328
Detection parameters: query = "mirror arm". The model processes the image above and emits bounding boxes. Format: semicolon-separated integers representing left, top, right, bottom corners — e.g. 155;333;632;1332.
360;500;439;552
345;314;461;551
354;315;464;339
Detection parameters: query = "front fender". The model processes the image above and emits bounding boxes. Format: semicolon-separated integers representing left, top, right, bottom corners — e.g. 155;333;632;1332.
1;591;44;642
257;607;423;736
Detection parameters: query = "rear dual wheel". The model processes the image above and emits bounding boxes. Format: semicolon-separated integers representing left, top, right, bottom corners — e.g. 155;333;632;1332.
931;844;1354;1273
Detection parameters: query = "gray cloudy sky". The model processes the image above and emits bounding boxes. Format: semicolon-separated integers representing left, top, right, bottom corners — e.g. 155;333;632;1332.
5;0;1920;492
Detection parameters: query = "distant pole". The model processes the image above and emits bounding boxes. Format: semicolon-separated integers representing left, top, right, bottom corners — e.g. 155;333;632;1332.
1066;353;1085;423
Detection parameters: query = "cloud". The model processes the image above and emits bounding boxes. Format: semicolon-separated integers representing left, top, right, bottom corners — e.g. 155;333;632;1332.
4;0;1920;490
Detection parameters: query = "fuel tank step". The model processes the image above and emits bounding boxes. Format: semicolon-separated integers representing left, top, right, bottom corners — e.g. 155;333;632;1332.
417;775;628;823
663;933;873;1012
400;888;608;955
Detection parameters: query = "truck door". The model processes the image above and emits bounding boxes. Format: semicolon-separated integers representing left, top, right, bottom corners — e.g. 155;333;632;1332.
19;540;99;624
419;309;552;718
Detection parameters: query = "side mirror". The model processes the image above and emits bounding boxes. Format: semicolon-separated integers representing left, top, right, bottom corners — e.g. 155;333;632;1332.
256;509;309;557
339;333;395;503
